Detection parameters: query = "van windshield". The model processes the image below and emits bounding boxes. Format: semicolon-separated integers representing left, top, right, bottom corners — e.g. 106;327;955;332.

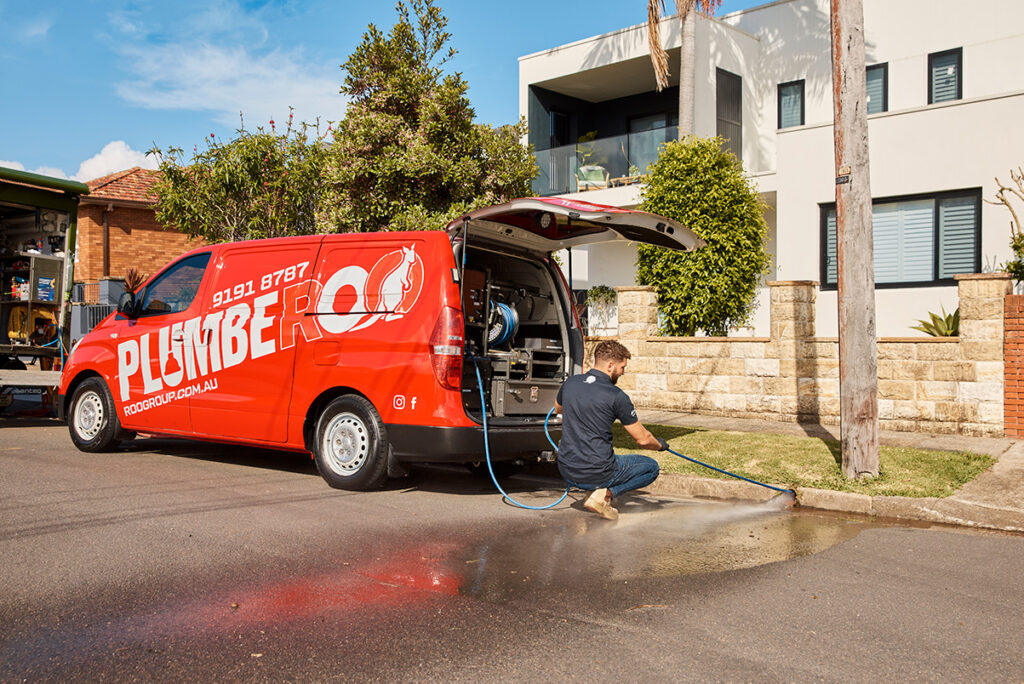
138;253;211;316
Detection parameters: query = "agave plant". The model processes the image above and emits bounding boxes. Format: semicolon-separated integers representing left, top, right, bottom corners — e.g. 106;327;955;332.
122;268;147;294
910;305;959;337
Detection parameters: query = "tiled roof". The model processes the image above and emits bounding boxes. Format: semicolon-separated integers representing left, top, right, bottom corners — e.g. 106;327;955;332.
84;167;161;204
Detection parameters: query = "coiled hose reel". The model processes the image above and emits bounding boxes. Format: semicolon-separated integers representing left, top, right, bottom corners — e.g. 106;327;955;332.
487;301;519;348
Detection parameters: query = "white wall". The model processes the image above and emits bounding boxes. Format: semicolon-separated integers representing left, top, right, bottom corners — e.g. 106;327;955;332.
557;241;640;291
522;0;1024;337
770;91;1024;337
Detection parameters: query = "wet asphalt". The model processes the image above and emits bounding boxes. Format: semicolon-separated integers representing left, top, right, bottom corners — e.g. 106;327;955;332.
2;420;1023;681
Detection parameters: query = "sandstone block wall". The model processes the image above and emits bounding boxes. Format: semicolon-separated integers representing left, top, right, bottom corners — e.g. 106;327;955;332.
585;274;1013;437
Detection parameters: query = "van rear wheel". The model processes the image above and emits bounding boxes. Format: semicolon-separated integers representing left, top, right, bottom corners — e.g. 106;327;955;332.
68;378;124;452
313;395;389;490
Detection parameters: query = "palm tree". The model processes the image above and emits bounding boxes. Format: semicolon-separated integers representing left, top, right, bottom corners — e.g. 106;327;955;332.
647;0;724;136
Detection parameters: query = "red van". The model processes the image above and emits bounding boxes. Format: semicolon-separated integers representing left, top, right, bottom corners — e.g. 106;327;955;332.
58;198;702;489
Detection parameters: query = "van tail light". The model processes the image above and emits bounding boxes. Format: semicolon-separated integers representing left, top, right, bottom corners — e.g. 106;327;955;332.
430;306;464;390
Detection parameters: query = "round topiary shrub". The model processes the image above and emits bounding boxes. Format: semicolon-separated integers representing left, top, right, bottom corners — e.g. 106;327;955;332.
637;136;771;336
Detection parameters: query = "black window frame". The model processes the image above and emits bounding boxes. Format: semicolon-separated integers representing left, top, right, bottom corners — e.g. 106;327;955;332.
866;63;888;114
715;67;742;161
777;79;806;129
136;252;212;318
928;47;963;104
549;110;569;149
819;188;982;291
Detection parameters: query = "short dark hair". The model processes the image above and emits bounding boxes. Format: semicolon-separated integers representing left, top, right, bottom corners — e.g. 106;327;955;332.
593;340;632;364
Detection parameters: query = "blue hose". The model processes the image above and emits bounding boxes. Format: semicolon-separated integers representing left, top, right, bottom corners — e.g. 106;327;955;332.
663;447;795;495
473;357;793;506
488;302;518;347
472;358;569;510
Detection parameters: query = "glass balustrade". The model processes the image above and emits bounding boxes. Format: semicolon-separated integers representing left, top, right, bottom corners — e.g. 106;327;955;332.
530;126;677;196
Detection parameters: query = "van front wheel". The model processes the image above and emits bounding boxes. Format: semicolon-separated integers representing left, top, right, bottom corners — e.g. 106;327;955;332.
313;395;389;490
68;378;123;452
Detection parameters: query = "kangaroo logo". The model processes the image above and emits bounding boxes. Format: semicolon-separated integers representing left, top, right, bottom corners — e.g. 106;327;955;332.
365;245;424;320
317;245;425;334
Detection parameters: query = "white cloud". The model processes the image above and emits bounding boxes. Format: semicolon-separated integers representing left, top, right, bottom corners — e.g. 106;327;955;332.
21;17;52;41
0;160;67;179
116;43;346;128
33;166;69;179
72;141;159;182
111;1;346;128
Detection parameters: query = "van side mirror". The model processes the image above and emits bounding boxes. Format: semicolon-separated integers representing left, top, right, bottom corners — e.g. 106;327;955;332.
117;291;137;318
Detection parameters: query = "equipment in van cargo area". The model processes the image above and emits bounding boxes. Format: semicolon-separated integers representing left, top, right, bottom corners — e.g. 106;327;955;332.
1;167;87;404
458;255;565;418
59;197;703;490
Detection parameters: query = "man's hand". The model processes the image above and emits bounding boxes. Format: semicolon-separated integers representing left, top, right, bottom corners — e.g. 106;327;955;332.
625;422;668;451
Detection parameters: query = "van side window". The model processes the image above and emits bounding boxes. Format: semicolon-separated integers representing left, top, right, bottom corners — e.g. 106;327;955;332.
137;253;211;317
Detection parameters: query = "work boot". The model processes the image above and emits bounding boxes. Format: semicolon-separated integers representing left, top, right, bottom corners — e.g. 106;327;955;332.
583;488;618;521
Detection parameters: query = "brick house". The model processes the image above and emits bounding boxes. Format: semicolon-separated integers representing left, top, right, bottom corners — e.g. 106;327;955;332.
77;167;203;289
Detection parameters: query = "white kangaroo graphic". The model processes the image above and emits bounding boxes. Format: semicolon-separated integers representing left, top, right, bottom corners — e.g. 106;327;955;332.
380;245;417;321
317;245;421;333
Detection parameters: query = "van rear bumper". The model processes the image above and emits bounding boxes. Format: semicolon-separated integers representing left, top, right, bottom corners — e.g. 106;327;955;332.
386;423;560;462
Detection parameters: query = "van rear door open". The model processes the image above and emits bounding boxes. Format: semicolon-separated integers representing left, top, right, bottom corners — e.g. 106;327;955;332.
446;197;705;253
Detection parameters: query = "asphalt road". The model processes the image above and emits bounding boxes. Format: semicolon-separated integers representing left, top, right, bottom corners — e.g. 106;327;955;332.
2;419;1023;682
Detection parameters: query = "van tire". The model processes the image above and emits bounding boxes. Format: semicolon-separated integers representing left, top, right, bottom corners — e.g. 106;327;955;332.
313;395;389;490
68;378;124;452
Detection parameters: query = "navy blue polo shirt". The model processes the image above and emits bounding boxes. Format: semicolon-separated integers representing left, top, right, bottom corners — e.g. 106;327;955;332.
555;368;639;485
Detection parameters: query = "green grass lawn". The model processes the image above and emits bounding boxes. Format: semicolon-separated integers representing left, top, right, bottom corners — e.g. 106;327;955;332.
612;424;994;498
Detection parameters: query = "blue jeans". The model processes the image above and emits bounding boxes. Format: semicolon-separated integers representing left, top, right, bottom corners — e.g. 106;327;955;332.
565;454;660;498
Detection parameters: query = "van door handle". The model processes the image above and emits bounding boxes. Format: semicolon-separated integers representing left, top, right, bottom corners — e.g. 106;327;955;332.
171;332;185;342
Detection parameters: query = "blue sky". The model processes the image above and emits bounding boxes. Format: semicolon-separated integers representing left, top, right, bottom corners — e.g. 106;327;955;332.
0;0;763;182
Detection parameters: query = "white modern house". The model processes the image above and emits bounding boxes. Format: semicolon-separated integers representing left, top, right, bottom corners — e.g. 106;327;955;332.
518;0;1024;337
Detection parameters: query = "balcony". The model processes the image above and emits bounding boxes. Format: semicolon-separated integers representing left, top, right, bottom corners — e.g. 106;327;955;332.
531;125;678;197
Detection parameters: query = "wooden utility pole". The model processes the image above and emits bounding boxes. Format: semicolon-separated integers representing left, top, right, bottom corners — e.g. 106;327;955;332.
830;0;879;478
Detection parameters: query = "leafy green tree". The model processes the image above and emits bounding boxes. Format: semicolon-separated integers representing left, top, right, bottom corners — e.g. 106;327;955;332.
636;136;770;336
327;0;536;232
148;114;332;243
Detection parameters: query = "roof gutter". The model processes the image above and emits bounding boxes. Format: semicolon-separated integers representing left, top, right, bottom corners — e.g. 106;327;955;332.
80;197;154;209
0;165;90;196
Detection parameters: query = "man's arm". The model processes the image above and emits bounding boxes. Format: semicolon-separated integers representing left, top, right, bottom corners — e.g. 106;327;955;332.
624;421;669;451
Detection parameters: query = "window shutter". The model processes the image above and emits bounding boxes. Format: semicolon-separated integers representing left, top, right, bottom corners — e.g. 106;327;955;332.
866;65;886;114
872;203;901;282
930;51;960;103
939;196;977;278
825;210;837;284
899;200;935;281
873;200;934;283
779;82;803;128
716;69;743;160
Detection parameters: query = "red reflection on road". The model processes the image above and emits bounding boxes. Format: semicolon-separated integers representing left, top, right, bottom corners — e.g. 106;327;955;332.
157;544;464;635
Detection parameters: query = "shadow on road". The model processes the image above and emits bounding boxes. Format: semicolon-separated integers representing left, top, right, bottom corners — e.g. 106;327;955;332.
119;437;320;476
0;417;63;428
